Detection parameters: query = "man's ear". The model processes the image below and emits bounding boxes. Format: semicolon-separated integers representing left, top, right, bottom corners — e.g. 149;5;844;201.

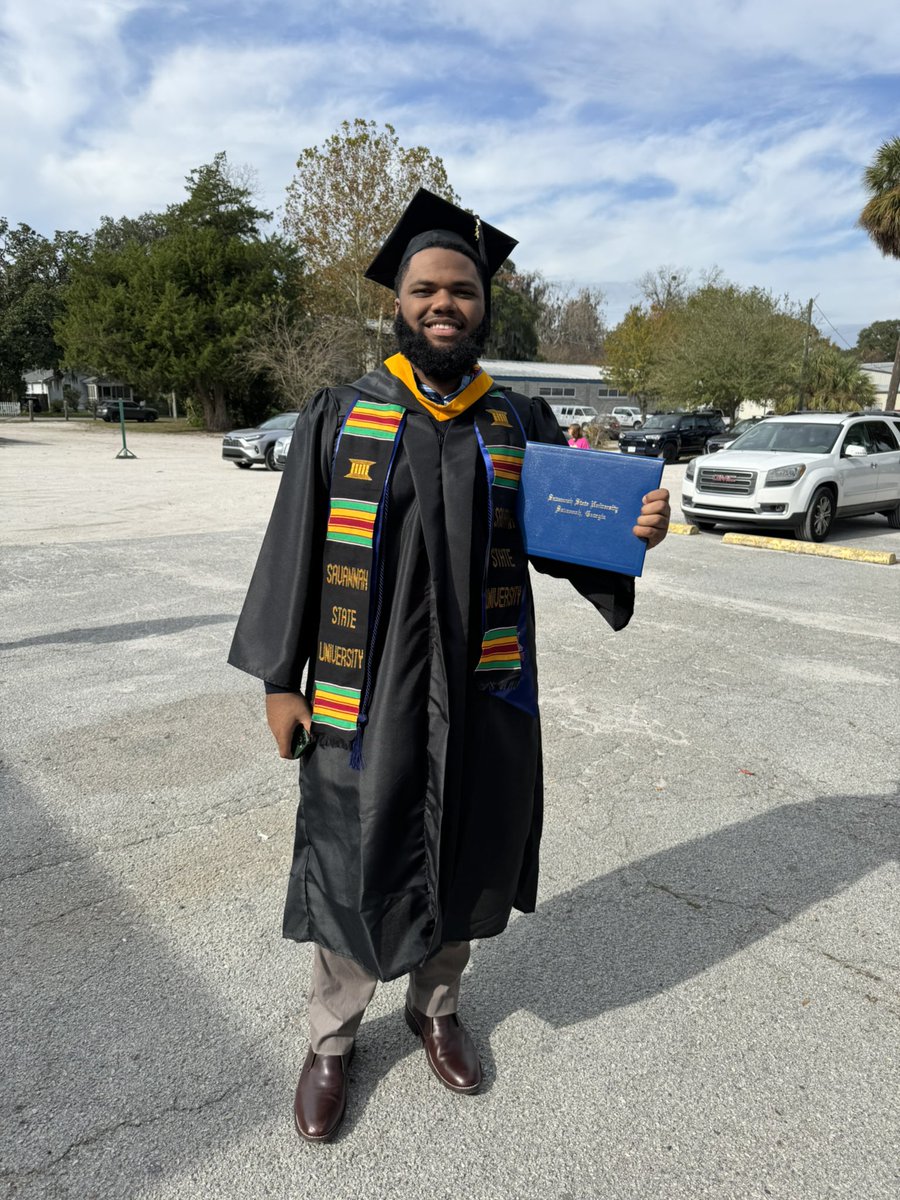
393;296;401;316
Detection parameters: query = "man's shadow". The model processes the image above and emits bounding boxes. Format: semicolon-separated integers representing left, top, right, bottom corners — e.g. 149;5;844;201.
340;789;899;1132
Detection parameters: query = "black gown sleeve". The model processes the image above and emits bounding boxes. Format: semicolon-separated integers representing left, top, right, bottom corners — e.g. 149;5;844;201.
509;391;636;632
227;389;341;689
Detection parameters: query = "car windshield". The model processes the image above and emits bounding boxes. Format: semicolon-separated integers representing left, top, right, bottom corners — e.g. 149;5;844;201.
728;419;756;436
259;413;298;430
729;421;840;454
642;415;681;431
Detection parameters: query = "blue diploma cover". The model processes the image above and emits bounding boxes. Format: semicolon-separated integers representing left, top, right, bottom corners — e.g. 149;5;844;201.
518;443;664;577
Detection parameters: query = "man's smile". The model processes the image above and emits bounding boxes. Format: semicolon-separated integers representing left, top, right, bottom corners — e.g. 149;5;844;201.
424;319;463;337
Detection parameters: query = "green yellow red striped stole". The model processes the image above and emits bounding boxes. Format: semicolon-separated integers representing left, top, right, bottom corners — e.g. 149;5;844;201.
312;385;532;765
311;396;406;759
471;397;530;692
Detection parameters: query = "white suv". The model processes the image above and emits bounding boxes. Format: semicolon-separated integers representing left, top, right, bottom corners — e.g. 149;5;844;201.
681;412;900;541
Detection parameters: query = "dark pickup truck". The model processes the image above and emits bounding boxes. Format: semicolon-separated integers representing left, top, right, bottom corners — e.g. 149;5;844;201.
619;411;726;462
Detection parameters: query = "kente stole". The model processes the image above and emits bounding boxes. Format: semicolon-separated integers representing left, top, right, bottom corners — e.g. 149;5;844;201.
311;362;529;766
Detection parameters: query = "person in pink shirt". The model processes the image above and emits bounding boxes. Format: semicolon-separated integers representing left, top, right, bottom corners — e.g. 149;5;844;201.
567;423;590;449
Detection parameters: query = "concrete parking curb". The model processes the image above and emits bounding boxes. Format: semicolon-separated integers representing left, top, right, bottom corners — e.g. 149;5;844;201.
722;532;897;565
669;522;699;535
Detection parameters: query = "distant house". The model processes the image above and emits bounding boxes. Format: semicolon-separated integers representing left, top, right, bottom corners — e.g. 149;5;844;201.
23;369;90;412
479;360;635;411
20;370;135;413
82;377;135;408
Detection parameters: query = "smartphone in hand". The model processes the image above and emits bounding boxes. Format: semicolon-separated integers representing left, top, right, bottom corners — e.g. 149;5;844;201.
290;725;313;759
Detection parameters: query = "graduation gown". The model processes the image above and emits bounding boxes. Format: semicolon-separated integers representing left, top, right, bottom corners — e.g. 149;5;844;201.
228;364;635;981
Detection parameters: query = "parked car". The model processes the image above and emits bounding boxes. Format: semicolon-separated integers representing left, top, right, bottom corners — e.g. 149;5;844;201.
222;412;300;470
550;403;602;429
610;405;643;430
618;411;726;462
681;412;900;541
273;433;292;470
705;415;770;454
98;400;158;422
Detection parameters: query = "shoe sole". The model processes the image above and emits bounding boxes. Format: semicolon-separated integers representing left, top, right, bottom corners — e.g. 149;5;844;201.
404;1005;482;1094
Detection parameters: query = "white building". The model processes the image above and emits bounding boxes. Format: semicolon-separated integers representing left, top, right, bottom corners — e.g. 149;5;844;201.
479;360;634;411
860;362;896;407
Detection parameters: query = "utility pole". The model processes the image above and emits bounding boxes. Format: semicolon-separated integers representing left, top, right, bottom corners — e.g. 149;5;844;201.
797;297;814;409
886;333;900;412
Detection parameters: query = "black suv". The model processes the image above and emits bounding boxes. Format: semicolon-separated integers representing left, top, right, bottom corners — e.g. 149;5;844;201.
619;411;726;462
98;400;158;422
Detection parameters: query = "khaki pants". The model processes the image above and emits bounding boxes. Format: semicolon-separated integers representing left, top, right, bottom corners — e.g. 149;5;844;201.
308;941;471;1055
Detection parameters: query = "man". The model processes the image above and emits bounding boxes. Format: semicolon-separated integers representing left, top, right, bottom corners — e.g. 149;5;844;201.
229;190;670;1142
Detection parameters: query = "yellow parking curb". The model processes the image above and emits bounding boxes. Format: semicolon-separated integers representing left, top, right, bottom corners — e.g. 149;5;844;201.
669;521;699;535
722;533;896;565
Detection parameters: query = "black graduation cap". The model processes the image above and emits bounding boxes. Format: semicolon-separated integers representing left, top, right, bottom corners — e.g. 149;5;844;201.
365;188;518;299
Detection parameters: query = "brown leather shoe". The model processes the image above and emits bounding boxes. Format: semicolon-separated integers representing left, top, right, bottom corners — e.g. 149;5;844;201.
404;1002;482;1094
293;1045;352;1142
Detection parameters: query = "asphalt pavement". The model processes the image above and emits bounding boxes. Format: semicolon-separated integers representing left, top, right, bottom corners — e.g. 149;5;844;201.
1;422;898;1200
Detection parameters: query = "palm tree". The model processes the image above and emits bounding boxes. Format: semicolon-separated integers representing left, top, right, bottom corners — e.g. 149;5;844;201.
859;137;900;410
804;343;877;411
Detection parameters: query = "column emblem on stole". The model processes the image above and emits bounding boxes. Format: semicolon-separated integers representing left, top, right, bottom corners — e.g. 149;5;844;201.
345;458;376;482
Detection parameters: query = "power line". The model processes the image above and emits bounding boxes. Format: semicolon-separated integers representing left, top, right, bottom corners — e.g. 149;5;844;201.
813;301;854;350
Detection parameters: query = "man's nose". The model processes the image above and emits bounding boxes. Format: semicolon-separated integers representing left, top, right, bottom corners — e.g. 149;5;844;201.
429;289;459;312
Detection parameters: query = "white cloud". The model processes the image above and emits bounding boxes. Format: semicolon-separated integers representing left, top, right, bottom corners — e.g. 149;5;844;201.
0;0;897;331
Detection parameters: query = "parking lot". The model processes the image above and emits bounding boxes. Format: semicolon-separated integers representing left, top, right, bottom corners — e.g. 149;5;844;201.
2;421;898;1200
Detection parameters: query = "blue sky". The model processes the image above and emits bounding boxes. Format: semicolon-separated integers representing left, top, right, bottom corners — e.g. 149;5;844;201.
2;0;898;342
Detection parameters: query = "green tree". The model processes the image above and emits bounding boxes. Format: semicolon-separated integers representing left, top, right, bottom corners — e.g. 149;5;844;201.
283;119;458;368
603;304;670;404
58;154;302;430
650;284;807;421
485;261;543;360
854;319;900;364
0;220;84;403
859;136;900;409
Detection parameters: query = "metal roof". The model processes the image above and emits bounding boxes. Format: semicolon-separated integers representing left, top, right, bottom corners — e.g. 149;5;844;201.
480;359;609;382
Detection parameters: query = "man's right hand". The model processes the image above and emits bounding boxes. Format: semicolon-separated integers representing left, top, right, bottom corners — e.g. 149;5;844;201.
266;692;313;759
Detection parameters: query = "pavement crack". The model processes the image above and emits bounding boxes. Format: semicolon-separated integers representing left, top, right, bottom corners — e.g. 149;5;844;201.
0;792;289;887
626;867;789;921
10;892;121;933
0;1080;247;1182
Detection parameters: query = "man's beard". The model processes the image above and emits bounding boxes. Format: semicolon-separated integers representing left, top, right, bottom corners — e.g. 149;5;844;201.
394;310;489;384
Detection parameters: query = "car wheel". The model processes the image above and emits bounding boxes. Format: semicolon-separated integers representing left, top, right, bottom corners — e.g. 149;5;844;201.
235;461;252;469
661;442;677;463
264;445;277;470
799;487;834;542
695;520;717;531
633;421;642;430
883;504;900;529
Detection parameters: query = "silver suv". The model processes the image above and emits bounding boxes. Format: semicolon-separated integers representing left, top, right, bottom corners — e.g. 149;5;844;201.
681;412;900;541
221;412;300;470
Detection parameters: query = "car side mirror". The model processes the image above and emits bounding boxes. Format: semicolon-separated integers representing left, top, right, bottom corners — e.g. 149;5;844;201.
844;444;868;458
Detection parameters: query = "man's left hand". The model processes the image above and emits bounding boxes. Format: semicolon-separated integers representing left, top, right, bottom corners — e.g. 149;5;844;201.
633;488;671;549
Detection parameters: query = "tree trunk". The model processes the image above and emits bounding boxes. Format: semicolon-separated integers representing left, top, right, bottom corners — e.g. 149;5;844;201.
886;332;900;411
198;381;230;431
